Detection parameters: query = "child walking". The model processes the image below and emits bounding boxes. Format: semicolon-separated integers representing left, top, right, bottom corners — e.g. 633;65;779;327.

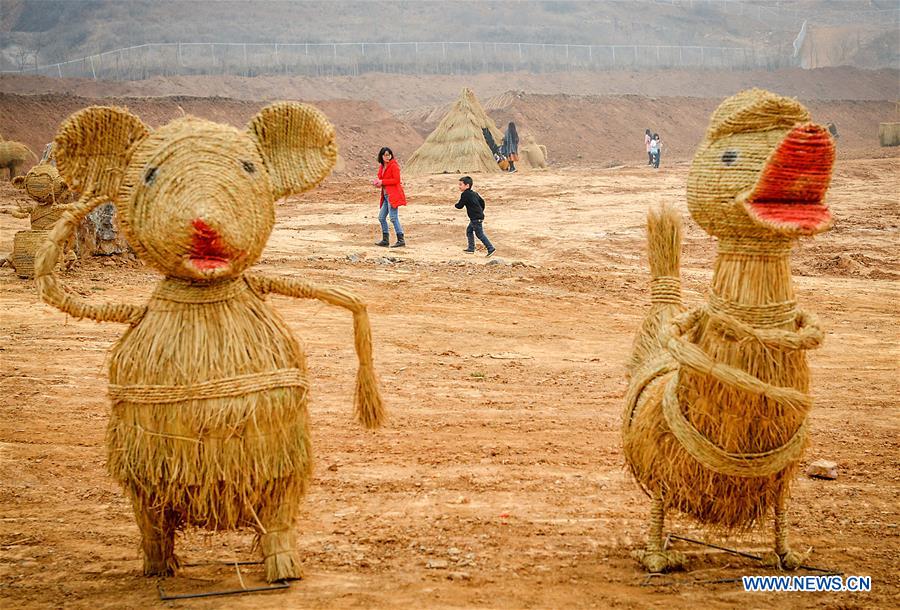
455;176;496;257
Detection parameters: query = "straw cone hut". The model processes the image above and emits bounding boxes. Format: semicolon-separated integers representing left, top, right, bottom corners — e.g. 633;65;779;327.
405;88;504;175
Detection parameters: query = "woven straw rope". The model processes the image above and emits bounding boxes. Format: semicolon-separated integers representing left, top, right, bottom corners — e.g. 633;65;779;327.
663;309;813;412
109;369;309;404
716;238;794;258
707;292;797;328
625;303;822;477
622;353;677;429
661;372;807;477
661;306;821;476
152;276;249;304
650;276;682;305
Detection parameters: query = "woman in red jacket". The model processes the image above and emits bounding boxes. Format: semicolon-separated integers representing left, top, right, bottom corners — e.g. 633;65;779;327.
373;147;408;247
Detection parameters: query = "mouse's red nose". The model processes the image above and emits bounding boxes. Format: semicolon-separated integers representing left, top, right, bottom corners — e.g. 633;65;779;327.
189;218;231;270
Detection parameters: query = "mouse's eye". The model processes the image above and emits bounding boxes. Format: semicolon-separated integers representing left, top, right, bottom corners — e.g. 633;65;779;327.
241;160;256;174
721;150;740;166
143;167;158;185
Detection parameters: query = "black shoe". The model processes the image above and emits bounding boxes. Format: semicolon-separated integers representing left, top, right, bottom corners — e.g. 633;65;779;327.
375;232;389;247
486;249;496;257
390;234;405;248
463;248;475;253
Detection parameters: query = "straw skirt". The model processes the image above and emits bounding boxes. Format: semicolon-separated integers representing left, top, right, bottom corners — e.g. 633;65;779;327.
106;276;312;531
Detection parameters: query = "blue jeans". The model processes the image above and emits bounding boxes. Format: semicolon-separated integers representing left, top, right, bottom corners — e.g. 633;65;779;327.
378;194;403;235
466;219;494;251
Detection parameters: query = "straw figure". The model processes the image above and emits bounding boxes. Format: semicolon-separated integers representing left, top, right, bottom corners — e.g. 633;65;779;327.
0;140;37;180
519;133;548;169
34;102;385;582
623;89;835;572
12;161;73;225
0;163;74;278
405;87;504;176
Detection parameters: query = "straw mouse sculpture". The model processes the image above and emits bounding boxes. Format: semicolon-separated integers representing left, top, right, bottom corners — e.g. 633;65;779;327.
35;102;385;582
1;162;74;276
623;89;834;572
11;161;73;225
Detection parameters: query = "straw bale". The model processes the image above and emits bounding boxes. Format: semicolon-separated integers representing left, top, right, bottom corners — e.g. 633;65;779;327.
878;122;900;146
405;88;504;176
35;102;382;583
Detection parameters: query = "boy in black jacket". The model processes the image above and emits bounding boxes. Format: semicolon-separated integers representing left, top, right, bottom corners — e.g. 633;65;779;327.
455;176;496;257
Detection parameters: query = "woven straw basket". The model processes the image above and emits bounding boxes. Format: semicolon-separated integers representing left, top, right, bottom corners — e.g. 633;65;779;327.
12;230;50;278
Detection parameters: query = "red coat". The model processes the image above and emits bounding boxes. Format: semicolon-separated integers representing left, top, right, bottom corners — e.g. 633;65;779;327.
377;159;407;207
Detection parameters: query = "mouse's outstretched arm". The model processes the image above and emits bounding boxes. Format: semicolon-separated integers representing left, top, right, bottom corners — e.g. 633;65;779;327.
35;194;146;325
248;272;385;429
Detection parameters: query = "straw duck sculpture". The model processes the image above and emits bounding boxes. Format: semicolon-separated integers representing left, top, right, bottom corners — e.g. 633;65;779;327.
623;89;834;572
35;103;385;582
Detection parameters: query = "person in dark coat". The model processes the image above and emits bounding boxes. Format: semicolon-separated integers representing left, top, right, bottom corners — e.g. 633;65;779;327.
455;176;495;257
500;122;519;173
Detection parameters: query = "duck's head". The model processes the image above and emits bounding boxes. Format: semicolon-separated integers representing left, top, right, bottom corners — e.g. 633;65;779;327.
687;89;835;241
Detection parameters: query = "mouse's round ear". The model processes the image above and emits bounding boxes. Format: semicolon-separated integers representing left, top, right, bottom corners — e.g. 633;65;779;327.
54;106;149;201
247;102;338;200
12;175;25;189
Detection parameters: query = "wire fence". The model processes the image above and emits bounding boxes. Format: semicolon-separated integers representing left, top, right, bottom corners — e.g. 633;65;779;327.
2;41;795;80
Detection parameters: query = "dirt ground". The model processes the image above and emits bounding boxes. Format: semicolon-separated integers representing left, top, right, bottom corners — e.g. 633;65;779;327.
1;153;898;608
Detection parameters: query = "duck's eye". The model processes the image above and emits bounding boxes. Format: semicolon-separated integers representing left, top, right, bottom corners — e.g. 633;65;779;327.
144;167;157;185
241;160;256;174
721;150;739;166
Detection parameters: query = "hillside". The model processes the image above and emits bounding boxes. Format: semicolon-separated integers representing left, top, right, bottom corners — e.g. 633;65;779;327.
2;0;897;72
2;65;898;113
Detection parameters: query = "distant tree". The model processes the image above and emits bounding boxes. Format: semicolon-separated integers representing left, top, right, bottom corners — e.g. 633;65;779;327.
13;46;36;72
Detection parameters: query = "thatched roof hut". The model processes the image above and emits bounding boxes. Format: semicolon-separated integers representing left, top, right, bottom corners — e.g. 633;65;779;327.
405;88;504;176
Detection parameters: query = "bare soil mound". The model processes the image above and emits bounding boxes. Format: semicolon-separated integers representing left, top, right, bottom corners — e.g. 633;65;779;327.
2;90;895;181
2;66;897;113
0;93;423;176
411;91;898;165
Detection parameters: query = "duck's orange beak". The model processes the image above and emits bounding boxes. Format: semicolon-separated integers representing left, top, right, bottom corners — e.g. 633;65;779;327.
745;123;835;235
